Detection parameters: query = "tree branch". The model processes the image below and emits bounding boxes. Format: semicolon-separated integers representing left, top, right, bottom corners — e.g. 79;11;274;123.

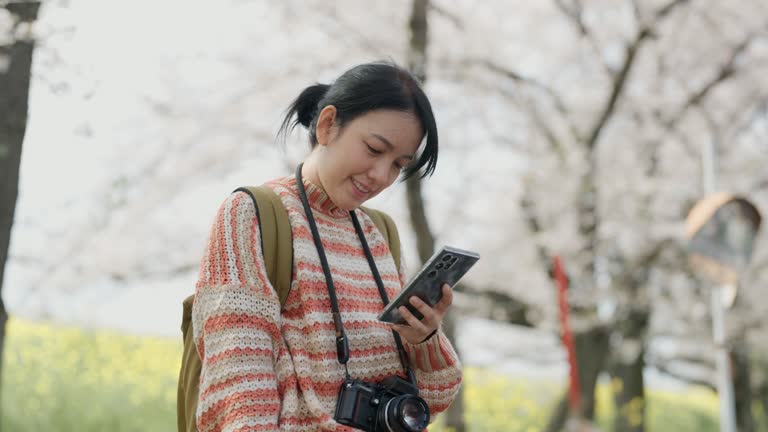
651;360;716;391
481;59;581;159
453;284;536;327
553;0;588;36
552;0;614;76
585;0;690;151
495;85;569;165
662;35;753;129
520;179;552;273
482;59;575;131
428;2;463;31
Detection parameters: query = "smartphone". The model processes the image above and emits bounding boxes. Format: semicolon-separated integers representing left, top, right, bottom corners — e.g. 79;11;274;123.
378;246;480;325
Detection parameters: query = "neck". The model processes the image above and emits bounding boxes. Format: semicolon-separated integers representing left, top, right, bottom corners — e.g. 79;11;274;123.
301;153;324;190
301;152;325;185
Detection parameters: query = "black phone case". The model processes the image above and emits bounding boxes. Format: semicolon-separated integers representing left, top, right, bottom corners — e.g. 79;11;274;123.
378;246;480;325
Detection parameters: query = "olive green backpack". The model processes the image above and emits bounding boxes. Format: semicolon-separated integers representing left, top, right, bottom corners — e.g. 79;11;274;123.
177;185;402;432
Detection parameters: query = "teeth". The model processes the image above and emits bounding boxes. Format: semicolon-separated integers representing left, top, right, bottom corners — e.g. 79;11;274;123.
353;179;370;193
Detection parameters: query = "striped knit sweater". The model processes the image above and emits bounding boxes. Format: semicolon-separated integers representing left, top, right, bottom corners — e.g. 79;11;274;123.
192;175;462;432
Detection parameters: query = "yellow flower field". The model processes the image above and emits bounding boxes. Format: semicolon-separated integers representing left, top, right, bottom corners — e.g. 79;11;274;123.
0;317;733;431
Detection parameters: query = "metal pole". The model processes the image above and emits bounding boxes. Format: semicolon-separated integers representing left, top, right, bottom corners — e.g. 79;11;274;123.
702;137;737;432
702;133;717;195
711;285;737;432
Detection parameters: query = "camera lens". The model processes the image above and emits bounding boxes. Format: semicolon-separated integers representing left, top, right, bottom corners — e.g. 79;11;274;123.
380;395;430;432
401;399;429;429
442;254;452;262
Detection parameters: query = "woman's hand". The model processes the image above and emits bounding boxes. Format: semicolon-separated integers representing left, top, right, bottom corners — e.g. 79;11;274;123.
387;284;453;344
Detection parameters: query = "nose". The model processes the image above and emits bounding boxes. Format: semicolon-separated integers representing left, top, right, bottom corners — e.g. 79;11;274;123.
366;159;390;186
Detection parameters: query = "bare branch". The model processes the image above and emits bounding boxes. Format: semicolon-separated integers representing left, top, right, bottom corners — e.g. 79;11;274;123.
654;0;690;21
496;86;569;164
520;180;552;273
428;2;463;31
585;0;690;151
650;32;762;176
649;109;707;162
632;238;682;268
480;59;583;145
663;36;753;128
585;34;644;151
309;3;390;57
553;0;587;36
482;59;571;120
629;0;642;23
453;284;536;327
552;0;615;76
651;360;716;390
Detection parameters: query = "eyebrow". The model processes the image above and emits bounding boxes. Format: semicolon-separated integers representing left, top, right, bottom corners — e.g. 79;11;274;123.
371;133;414;160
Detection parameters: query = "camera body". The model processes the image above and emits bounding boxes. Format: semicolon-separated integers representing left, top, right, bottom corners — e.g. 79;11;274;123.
334;375;430;432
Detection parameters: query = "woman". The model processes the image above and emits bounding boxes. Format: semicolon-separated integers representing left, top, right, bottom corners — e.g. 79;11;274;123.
192;61;462;432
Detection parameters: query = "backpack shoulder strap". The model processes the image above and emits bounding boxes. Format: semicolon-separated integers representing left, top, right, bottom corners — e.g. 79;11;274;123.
360;207;402;274
235;185;293;308
181;185;292;345
178;185;293;432
178;294;198;432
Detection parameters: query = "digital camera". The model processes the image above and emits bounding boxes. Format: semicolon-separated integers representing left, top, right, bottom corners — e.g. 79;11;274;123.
334;375;430;432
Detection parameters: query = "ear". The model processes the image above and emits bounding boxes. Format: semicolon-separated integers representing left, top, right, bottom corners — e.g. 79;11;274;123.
315;105;338;146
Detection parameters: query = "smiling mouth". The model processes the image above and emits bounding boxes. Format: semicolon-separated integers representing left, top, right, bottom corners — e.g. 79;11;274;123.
352;178;371;195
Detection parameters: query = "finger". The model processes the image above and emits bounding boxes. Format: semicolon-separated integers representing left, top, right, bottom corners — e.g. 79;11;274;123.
434;284;453;314
408;296;438;325
389;323;426;345
388;323;407;334
399;306;430;334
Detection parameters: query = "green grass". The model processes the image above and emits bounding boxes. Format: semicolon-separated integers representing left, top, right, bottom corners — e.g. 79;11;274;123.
1;317;726;431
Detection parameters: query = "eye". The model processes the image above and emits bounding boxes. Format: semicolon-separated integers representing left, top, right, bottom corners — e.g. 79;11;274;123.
366;143;382;155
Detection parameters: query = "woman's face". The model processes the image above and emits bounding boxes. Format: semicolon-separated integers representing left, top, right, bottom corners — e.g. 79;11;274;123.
314;108;423;211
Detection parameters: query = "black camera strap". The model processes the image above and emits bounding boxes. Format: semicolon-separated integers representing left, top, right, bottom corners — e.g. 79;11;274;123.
294;164;416;386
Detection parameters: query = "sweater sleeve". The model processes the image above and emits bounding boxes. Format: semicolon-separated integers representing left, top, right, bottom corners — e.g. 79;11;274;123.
192;192;283;432
396;255;463;416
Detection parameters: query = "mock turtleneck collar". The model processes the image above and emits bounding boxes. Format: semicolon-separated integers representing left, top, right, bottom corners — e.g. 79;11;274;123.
285;176;349;219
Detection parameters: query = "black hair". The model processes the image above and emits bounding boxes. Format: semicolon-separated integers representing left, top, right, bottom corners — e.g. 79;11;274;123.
278;61;438;179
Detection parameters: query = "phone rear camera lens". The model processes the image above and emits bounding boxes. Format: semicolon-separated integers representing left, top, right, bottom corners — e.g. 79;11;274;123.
428;270;437;278
435;263;444;270
442;254;452;262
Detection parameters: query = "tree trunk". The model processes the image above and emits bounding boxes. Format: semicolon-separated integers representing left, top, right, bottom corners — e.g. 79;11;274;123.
405;1;468;430
761;382;768;430
545;325;611;432
405;176;434;264
0;2;41;428
545;166;612;432
440;306;465;430
545;394;570;432
611;309;649;432
732;344;754;432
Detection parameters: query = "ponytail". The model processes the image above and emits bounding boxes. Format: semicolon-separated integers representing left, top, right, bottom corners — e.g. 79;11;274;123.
278;83;330;145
